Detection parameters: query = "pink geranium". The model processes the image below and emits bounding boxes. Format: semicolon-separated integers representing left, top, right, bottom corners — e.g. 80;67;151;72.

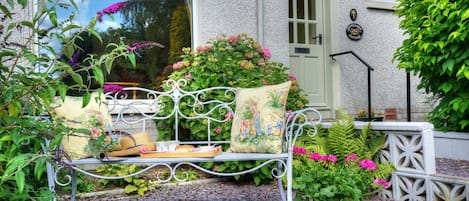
345;153;358;162
184;73;192;80
373;178;390;188
309;152;322;161
293;146;307;155
214;127;222;134
358;159;378;171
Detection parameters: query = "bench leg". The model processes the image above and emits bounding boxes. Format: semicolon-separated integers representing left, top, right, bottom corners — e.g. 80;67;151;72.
70;169;77;201
287;153;293;201
277;162;287;201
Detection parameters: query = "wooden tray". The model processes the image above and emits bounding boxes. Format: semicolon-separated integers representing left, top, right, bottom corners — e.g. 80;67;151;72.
140;146;222;158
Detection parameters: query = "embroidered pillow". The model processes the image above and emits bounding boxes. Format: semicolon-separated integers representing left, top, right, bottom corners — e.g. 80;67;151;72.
50;93;115;159
230;81;291;154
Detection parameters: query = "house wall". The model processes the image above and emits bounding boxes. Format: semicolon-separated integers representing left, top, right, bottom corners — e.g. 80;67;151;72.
334;0;432;121
195;0;290;66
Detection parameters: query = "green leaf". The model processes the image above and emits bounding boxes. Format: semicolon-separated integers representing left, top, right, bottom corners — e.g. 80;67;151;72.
15;170;25;193
70;72;84;87
88;29;103;43
82;92;91;107
441;82;452;93
92;66;104;84
124;184;138;194
127;53;136;67
34;157;46;181
443;59;455;73
254;176;261;185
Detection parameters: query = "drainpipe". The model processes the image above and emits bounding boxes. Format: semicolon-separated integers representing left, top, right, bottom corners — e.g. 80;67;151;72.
257;0;264;45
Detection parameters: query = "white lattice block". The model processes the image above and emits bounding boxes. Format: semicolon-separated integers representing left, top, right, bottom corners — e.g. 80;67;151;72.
430;175;469;201
392;172;431;200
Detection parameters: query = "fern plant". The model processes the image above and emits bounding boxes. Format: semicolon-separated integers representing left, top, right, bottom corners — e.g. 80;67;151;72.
291;111;395;200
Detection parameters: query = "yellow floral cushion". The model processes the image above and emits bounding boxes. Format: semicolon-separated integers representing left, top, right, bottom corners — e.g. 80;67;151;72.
230;81;291;154
50;93;115;159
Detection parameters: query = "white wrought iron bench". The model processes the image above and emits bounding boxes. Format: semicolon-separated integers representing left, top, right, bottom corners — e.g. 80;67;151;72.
45;79;322;201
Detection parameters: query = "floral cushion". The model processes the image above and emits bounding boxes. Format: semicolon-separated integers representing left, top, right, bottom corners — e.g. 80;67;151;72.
230;81;291;154
50;93;116;159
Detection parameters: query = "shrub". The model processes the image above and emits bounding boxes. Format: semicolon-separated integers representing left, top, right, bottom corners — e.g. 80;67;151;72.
157;33;309;184
394;0;469;132
0;0;134;199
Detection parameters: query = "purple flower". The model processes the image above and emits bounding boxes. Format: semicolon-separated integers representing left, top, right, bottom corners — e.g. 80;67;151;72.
67;51;80;67
127;41;165;53
96;1;128;22
103;84;124;94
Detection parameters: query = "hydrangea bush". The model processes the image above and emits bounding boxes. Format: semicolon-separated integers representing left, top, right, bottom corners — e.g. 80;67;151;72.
158;33;308;141
157;34;309;185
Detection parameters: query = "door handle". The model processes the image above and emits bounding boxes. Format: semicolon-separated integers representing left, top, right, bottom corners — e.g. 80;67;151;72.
312;34;322;45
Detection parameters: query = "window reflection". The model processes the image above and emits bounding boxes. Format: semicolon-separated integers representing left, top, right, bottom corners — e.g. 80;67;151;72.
58;0;191;91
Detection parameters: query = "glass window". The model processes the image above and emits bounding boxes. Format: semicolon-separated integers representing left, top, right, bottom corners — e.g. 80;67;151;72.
54;0;192;91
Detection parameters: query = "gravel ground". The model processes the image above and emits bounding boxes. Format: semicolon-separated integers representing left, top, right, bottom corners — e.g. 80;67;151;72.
76;158;469;201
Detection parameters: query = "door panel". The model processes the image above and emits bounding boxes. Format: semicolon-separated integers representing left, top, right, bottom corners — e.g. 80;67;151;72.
289;0;329;109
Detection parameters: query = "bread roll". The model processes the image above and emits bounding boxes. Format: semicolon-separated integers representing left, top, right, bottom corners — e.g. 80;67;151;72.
175;145;194;152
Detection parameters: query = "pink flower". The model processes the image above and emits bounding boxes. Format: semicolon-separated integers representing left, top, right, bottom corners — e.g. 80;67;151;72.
326;154;338;163
309;152;322;161
293;146;307;155
288;74;297;81
260;47;271;58
172;61;184;70
358;159;378;171
258;58;265;66
196;45;211;52
96;1;128;22
90;127;101;137
228;35;238;43
224;112;234;119
127;41;164;53
345;153;358;162
184;73;192;80
373;178;390;188
286;110;294;122
214;127;222;134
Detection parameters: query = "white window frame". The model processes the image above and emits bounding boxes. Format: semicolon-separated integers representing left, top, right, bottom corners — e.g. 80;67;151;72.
366;0;397;11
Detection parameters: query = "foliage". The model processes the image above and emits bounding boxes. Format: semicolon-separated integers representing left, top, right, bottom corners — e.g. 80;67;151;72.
291;112;394;200
96;164;155;196
168;5;191;64
394;0;469;132
0;0;134;199
157;33;309;184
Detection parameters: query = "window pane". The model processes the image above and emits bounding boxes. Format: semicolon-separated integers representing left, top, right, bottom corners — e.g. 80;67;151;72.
297;0;304;19
289;0;293;19
55;0;191;91
297;23;305;44
289;22;294;43
309;23;317;44
308;0;316;20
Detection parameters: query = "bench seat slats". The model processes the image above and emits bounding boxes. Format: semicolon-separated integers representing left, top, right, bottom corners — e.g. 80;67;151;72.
67;152;289;165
